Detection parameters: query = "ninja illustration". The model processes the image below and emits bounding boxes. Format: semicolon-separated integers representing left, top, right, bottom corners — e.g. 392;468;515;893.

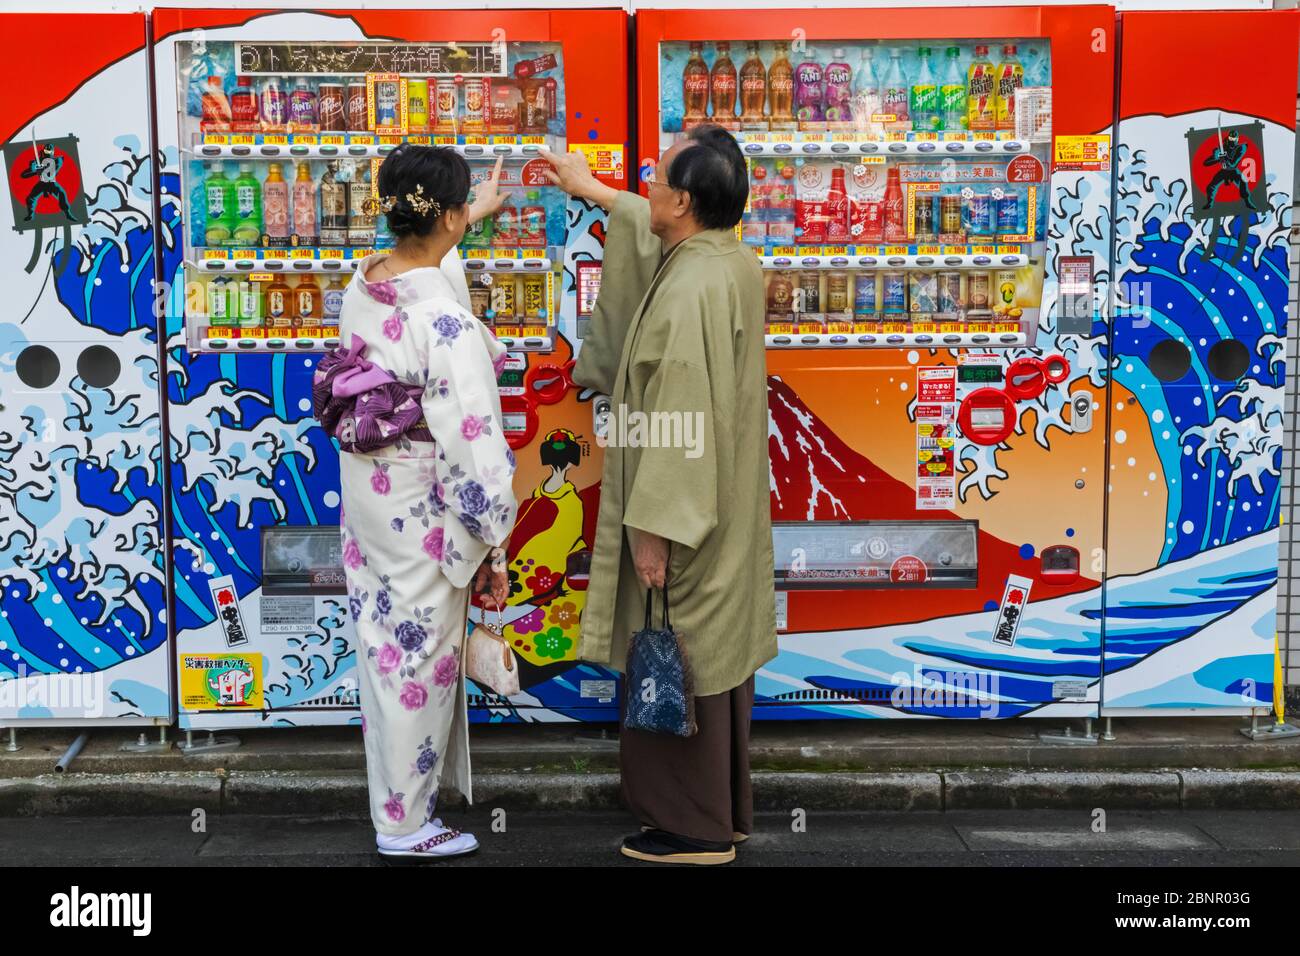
21;143;77;222
1203;129;1257;211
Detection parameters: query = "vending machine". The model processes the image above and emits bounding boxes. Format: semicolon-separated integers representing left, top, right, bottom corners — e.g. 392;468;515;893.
1100;9;1297;716
637;5;1117;719
153;7;628;733
0;12;172;730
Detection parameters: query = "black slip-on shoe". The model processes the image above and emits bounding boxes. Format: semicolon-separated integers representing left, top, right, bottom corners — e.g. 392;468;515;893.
620;829;736;865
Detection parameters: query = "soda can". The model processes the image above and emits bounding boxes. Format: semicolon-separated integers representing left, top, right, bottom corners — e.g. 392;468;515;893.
940;194;962;235
523;274;548;319
882;270;907;313
853;272;878;315
796;271;821;314
346;82;369;132
914;193;936;241
966;192;993;238
909;271;938;314
936;270;963;316
995;189;1019;236
375;79;400;128
407;78;429;131
318;82;345;132
434;78;458;133
995;270;1018;310
826;271;850;314
968;271;991;311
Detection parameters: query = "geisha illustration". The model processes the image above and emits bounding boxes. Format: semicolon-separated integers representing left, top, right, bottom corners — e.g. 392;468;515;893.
497;428;594;682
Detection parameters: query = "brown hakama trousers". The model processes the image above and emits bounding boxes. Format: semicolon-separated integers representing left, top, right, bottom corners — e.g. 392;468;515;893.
618;675;756;844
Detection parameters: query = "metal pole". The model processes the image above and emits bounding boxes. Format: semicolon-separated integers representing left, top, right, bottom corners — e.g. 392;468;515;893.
54;732;89;773
5;728;18;753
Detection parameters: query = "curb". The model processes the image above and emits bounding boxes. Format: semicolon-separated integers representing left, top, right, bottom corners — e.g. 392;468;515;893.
3;768;1300;816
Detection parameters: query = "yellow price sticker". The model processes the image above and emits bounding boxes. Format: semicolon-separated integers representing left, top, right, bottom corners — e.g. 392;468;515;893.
320;249;344;259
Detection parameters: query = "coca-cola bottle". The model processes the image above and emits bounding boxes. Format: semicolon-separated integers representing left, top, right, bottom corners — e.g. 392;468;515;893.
710;42;738;128
768;41;795;130
682;42;710;127
739;41;768;130
883;165;905;243
826;164;849;243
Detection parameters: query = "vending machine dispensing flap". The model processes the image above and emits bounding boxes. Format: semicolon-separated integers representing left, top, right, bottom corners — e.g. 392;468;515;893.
499;394;538;450
772;520;979;589
1040;544;1081;585
958;388;1017;446
261;526;347;594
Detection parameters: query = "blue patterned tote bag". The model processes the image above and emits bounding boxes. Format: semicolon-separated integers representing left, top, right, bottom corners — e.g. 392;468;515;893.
623;585;697;737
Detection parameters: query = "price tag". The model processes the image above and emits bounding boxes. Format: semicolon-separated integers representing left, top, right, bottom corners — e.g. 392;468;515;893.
263;134;289;145
239;327;268;339
465;135;490;145
248;272;274;282
967;322;992;333
433;135;457;146
916;245;942;256
290;248;316;260
770;246;798;257
349;134;375;146
914;131;938;142
854;321;881;334
520;325;548;337
832;131;858;142
972;245;998;255
883;321;910;333
994;322;1021;334
319;134;345;146
802;131;829;142
263;249;287;259
378;134;403;145
943;245;966;255
521;135;546;145
821;245;849;256
466;249;492;260
232;248;257;260
320;248;344;259
521;249;547;259
940;322;964;333
295;134;319;146
349;248;371;259
997;245;1021;256
202;133;231;146
202;248;229;260
973;131;996;141
767;322;796;335
913;321;937;333
827;320;854;334
771;131;795;142
230;133;256;146
885;130;907;142
884;245;910;256
797;322;825;334
494;326;522;338
405;134;431;145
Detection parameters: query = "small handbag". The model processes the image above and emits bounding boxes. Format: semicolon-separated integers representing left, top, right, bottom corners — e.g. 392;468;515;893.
623;584;697;737
466;605;520;698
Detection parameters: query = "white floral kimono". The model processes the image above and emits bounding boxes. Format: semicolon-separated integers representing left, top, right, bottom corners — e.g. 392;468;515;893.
328;253;517;836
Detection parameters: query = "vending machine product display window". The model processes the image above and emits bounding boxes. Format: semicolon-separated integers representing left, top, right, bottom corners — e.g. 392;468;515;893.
658;38;1052;350
173;38;568;354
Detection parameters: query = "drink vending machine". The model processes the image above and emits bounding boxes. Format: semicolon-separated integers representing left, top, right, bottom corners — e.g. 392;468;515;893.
636;3;1286;721
154;7;629;734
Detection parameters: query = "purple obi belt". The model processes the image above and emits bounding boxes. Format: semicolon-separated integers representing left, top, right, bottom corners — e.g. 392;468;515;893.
312;334;433;453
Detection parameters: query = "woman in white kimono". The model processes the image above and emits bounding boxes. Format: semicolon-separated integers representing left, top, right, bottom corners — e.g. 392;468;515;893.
313;146;517;860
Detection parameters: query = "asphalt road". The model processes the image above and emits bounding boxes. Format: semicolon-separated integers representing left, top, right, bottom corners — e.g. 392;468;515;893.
8;809;1300;866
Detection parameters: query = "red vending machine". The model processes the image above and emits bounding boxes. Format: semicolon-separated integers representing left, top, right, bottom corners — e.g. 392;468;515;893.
153;7;628;737
636;6;1116;719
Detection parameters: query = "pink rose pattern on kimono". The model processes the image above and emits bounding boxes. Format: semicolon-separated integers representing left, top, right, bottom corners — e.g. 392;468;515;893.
339;260;517;837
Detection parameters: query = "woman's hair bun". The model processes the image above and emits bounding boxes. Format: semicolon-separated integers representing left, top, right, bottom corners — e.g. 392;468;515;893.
375;145;471;240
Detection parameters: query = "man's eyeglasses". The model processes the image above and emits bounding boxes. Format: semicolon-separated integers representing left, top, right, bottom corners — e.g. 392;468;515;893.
644;167;676;189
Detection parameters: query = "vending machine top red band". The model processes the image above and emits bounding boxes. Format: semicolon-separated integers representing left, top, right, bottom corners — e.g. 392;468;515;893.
640;5;1120;719
0;11;171;727
153;6;628;729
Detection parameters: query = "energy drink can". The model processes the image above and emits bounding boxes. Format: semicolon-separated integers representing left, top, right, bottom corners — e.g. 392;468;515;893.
434;78;458;133
797;271;821;314
914;193;936;241
853;272;878;315
522;274;547;319
965;192;993;238
968;271;991;311
826;271;850;314
462;77;490;133
407;79;429;131
940;194;962;235
882;270;907;313
909;271;938;314
346;82;369;132
937;270;963;316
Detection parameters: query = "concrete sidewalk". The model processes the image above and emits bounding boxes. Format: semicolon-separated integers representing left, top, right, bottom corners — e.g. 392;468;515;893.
2;716;1299;816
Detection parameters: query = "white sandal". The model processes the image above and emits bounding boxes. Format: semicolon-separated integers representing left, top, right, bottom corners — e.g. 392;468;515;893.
377;819;479;860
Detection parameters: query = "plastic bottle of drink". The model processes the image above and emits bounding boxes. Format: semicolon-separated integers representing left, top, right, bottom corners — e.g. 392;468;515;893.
711;42;738;125
231;162;262;246
189;176;207;247
203;162;237;246
910;47;939;132
200;75;231;131
492;193;519;247
826;164;850;243
882;49;909;126
319;160;348;246
851;48;880;137
519;191;546;247
794;48;824;127
739;42;767;128
463;186;493;247
289;78;318;129
322;276;346;329
768;41;795;128
265;276;292;328
823;49;853;127
347;160;375;248
262;161;290;247
295;275;323;326
260;76;289;131
230;76;260;130
236;278;263;328
292;161;317;245
994;44;1024;133
683;42;710;124
883;165;905;243
940;47;966;133
206;276;234;326
967;45;997;132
